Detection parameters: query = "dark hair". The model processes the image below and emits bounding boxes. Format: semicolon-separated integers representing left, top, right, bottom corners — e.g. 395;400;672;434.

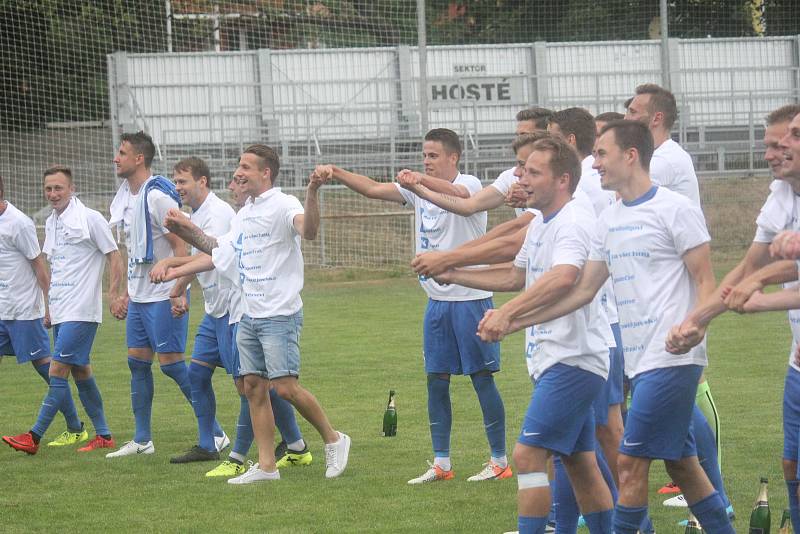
549;107;596;157
515;107;554;130
530;137;582;194
634;83;678;129
174;157;213;190
0;175;4;200
599;120;655;170
424;128;462;158
623;97;633;109
766;105;800;126
243;144;281;185
511;131;551;153
43;165;73;183
120;131;156;168
595;112;625;123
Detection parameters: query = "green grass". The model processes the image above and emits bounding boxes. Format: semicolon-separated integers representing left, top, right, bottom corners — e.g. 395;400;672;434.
0;274;794;532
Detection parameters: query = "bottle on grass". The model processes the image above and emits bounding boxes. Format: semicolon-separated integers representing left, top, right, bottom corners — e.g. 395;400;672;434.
382;389;397;437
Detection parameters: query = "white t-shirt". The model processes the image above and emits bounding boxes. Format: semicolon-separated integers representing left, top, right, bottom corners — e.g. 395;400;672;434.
591;186;711;378
0;202;45;320
751;179;800;372
578;155;619;326
395;174;492;301
227;286;244;325
212;188;305;319
190;192;235;318
650;139;701;207
44;201;117;324
490;166;527;217
119;183;180;303
514;200;611;380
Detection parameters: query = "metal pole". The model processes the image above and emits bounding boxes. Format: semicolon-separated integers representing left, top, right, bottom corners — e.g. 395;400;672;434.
165;0;173;52
660;0;670;89
417;0;428;134
213;3;221;52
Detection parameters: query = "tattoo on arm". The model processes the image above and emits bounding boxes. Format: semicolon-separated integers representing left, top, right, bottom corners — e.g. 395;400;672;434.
189;226;219;255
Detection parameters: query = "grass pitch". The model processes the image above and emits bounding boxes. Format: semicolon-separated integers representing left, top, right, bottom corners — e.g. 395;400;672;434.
0;273;794;532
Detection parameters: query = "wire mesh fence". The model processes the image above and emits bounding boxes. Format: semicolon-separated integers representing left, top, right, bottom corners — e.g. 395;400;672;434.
1;0;798;270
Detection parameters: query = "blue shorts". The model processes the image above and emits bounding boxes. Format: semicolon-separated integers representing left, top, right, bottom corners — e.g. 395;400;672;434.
0;319;51;364
237;312;302;380
607;323;625;405
192;313;237;376
52;322;99;367
423;298;500;375
126;299;189;353
519;363;605;456
592;324;625;422
620;364;703;461
783;366;800;463
591;352;612;426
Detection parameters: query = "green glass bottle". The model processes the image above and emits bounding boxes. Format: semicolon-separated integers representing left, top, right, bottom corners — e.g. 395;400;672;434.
749;477;771;534
685;511;703;533
778;509;791;534
382;390;397;437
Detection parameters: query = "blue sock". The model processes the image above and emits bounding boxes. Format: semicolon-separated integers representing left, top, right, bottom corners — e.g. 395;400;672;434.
787;480;800;532
160;360;224;438
518;515;548;534
693;406;731;508
470;373;506;457
583;509;613;534
188;362;216;453
554;456;580;534
596;445;619;503
35;362;81;432
270;388;302;445
160;360;192;401
31;376;71;438
690;491;735;534
613;505;648;534
128;357;154;443
640;515;655;534
232;394;254;457
76;377;110;437
427;374;452;457
548;480;557;523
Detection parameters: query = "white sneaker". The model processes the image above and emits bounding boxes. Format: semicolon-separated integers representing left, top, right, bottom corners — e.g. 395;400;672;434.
324;431;351;478
214;432;230;452
227;462;280;485
467;460;513;481
105;440;154;458
663;494;688;507
407;461;455;484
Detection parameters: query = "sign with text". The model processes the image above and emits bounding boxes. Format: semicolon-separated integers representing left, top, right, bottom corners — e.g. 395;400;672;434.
429;64;524;106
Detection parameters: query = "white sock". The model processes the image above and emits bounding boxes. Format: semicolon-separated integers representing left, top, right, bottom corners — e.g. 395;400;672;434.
492;455;508;468
287;439;305;452
434;456;451;471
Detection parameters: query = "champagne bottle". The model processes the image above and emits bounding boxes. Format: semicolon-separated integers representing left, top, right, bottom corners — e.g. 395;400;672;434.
778;509;791;534
382;390;397;437
749;477;771;534
685;510;703;533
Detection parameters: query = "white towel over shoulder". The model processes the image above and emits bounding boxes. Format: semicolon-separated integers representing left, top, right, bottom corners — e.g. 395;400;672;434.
43;196;91;254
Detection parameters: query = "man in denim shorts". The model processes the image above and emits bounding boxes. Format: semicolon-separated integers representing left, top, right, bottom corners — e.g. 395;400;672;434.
165;144;350;484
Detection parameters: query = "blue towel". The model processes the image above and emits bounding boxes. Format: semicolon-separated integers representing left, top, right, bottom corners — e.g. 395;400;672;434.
129;175;181;264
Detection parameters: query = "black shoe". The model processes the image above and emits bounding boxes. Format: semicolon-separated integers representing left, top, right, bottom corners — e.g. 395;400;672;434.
274;440;288;462
170;445;220;464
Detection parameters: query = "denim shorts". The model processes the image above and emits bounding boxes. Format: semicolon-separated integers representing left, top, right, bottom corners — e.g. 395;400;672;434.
236;311;303;380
